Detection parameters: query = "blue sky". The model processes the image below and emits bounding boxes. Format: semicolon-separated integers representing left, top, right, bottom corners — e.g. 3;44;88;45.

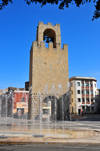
0;0;100;89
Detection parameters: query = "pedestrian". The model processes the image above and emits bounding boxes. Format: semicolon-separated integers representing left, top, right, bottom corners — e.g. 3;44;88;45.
81;109;83;116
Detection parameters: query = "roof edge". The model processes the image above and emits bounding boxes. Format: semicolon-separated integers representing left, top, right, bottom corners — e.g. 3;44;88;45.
69;76;97;82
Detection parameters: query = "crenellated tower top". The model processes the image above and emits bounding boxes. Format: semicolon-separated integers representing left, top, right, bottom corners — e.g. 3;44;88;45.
36;21;61;48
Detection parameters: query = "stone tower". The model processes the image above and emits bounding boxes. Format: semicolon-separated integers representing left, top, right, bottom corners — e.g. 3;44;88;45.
28;22;69;119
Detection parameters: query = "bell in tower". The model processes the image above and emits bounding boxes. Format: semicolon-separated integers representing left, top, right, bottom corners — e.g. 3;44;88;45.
44;36;50;43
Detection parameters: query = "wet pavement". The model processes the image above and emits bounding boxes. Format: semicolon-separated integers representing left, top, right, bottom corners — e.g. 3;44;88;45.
0;114;100;145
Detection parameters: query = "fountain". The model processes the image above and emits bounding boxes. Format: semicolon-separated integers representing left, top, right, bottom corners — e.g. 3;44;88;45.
27;83;70;137
0;84;98;142
0;84;71;139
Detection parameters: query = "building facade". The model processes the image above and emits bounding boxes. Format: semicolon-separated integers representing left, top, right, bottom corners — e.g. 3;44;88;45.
28;22;69;119
69;76;97;114
13;90;29;115
0;87;29;117
95;89;100;113
0;88;8;96
25;81;29;91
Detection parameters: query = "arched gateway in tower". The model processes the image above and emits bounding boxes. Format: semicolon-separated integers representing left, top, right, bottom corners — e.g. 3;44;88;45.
28;22;69;120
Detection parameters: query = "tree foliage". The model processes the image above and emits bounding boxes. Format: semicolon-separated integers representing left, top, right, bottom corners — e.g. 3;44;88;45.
0;0;100;20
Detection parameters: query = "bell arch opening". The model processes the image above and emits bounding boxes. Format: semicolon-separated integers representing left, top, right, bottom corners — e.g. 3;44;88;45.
43;28;56;48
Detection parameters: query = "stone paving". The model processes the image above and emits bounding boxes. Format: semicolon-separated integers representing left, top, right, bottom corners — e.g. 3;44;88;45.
0;129;100;145
0;114;100;145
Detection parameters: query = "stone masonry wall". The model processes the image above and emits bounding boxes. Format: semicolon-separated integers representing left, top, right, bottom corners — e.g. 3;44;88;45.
29;42;69;119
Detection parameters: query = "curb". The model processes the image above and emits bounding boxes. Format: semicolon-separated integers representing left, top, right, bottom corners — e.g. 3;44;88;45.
71;117;87;121
94;130;100;133
0;142;100;145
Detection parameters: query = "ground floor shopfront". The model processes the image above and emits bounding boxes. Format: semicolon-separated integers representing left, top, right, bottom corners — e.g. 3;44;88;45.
72;104;96;115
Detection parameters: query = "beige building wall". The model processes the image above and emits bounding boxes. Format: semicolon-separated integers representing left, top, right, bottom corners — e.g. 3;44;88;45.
70;80;77;114
28;22;69;119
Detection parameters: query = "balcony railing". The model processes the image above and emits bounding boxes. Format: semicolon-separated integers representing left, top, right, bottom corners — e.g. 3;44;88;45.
85;86;89;88
82;102;85;104
86;102;90;104
86;94;89;97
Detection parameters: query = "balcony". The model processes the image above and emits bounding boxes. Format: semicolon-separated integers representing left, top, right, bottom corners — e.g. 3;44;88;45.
90;83;93;88
86;102;90;104
85;86;89;89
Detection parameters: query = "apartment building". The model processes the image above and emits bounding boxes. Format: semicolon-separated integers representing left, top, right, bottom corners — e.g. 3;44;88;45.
69;76;97;115
0;87;29;117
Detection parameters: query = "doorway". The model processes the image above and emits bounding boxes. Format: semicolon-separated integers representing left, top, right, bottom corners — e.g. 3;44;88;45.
78;109;81;115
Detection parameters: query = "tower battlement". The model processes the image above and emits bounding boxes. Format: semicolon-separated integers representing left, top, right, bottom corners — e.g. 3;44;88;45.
31;41;68;52
39;21;60;27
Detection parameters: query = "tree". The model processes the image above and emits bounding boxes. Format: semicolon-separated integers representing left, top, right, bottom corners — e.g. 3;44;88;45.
0;0;100;20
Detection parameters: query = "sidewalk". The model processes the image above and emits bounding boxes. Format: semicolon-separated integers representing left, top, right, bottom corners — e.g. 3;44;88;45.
71;113;100;121
71;115;86;121
83;114;100;119
0;130;100;145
